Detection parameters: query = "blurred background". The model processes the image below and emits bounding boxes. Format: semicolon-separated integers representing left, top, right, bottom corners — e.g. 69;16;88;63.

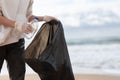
32;0;120;75
1;0;120;76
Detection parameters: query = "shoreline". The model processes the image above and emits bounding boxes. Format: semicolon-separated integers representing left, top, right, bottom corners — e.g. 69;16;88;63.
1;73;120;80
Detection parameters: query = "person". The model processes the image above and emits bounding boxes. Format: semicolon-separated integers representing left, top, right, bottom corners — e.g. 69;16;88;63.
0;0;58;80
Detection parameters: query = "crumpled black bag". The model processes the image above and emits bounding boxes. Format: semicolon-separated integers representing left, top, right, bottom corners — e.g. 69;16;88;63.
24;20;75;80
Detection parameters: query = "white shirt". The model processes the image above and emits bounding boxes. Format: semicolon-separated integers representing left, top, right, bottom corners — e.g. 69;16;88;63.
0;0;33;46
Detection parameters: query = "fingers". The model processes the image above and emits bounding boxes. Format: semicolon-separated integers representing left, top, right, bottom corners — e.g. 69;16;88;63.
24;25;34;34
15;22;35;34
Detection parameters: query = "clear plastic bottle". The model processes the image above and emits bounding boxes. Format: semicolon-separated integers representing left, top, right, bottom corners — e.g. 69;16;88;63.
25;17;39;39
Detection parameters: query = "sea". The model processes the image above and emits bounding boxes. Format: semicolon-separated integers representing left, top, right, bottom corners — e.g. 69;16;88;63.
1;25;120;76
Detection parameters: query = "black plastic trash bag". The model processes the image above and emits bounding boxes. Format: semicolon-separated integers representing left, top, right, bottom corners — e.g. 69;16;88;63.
24;20;75;80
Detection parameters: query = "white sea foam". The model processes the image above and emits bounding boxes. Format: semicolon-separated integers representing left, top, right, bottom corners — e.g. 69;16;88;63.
68;44;120;75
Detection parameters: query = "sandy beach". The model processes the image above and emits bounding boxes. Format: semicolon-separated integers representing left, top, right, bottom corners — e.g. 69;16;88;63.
0;73;120;80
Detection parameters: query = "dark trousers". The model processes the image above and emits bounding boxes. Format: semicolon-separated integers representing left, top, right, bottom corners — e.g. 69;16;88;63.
0;39;25;80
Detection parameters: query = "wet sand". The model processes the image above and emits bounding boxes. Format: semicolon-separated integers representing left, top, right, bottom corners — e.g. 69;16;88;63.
0;73;120;80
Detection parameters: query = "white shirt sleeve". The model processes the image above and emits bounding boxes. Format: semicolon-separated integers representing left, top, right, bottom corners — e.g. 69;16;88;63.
26;0;33;19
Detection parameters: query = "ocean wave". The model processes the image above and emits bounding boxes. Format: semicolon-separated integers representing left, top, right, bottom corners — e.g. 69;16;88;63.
67;37;120;45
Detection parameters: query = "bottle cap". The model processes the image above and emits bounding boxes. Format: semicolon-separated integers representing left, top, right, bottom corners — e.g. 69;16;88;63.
34;17;39;21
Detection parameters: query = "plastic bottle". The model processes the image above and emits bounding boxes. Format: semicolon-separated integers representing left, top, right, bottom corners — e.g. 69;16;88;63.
25;17;39;39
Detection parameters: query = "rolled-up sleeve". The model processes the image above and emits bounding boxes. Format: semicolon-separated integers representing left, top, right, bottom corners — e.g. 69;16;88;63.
26;0;33;19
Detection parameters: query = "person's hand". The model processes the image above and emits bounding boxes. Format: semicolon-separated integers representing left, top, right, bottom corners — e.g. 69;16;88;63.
15;22;34;34
43;15;59;22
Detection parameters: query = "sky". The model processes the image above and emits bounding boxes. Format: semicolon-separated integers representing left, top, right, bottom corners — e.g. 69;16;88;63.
33;0;120;27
